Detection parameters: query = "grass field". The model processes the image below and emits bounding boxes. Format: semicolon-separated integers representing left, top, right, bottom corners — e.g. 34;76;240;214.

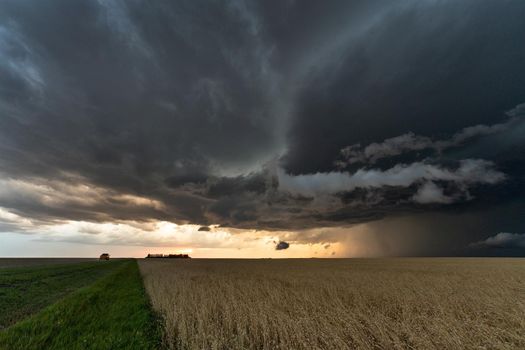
0;260;160;350
0;258;98;269
139;258;525;350
0;260;125;329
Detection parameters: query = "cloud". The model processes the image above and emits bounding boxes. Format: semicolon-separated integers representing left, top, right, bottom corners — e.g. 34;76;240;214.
0;156;509;232
411;182;453;204
471;232;525;249
0;207;37;232
337;114;522;166
506;103;525;118
0;176;170;223
278;159;505;198
0;0;524;255
198;226;210;231
28;220;271;249
338;133;433;166
284;1;525;175
275;241;290;250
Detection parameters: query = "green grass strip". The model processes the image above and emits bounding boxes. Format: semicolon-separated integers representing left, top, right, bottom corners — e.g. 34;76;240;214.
0;260;126;329
0;260;161;350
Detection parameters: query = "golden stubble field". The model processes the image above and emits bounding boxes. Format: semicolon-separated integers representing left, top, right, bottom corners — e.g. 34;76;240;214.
138;258;525;350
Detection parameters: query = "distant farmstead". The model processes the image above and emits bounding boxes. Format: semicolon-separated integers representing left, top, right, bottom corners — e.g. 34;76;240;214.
146;253;191;259
99;253;110;260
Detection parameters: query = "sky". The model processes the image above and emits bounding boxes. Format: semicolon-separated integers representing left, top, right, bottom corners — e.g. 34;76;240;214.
1;0;524;258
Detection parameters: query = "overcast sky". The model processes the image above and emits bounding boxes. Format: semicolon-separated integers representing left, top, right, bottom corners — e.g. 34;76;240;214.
1;0;524;257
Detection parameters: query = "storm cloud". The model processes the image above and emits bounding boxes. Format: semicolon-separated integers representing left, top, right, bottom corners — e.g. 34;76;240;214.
336;115;522;167
275;241;290;251
471;233;525;250
1;0;525;255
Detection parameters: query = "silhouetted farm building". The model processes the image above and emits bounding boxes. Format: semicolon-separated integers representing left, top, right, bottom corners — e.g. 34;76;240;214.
146;253;191;259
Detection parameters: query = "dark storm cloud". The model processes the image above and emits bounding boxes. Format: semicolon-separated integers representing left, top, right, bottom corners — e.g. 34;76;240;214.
0;0;280;176
336;115;521;167
283;0;525;174
275;241;289;250
0;0;525;255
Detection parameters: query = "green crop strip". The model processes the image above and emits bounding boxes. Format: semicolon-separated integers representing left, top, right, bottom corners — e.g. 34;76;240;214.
0;260;125;330
0;260;161;350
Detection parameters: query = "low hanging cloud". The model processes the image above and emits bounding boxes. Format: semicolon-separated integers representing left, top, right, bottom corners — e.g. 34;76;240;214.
337;109;523;167
411;181;454;204
471;232;525;249
275;241;290;250
278;159;505;201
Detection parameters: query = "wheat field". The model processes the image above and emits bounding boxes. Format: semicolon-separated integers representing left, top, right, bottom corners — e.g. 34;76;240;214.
138;258;525;350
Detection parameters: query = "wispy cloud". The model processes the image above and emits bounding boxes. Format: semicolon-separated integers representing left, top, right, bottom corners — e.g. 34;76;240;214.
471;232;525;249
337;109;522;167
